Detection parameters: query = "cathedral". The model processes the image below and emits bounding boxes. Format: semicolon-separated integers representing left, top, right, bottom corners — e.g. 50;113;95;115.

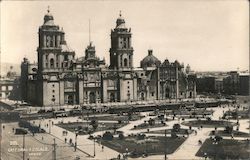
20;9;196;106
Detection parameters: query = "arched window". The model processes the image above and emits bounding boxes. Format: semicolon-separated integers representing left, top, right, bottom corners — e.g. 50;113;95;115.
124;58;128;67
50;58;54;68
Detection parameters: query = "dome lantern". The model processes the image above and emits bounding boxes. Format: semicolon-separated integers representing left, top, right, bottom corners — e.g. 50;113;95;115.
43;6;55;26
140;49;161;68
116;11;126;28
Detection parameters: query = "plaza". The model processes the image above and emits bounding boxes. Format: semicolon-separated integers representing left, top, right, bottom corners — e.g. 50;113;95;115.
1;96;249;160
1;1;249;160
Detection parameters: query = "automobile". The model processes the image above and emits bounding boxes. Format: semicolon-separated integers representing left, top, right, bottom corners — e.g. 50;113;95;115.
70;109;82;116
53;110;69;117
15;128;28;135
46;109;55;113
149;112;156;116
38;109;46;114
73;106;79;109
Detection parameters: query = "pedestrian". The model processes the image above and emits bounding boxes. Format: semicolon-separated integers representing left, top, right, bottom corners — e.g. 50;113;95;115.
65;138;67;143
117;154;121;159
42;136;44;141
102;145;104;152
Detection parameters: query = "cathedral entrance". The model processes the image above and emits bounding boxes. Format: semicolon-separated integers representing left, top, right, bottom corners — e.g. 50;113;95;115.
110;93;115;102
165;88;170;98
89;92;96;104
189;92;192;98
141;93;145;100
68;95;74;105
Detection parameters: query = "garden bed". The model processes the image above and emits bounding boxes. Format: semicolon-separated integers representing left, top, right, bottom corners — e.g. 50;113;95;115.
144;128;193;135
182;120;236;128
85;114;144;122
196;138;250;159
100;136;186;158
209;130;250;138
57;121;128;135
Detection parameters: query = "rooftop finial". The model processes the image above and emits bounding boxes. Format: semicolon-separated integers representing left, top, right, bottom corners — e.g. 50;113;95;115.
119;10;122;17
89;19;91;44
47;6;50;13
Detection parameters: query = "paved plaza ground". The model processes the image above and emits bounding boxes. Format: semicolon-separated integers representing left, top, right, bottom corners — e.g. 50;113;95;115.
1;98;249;160
0;123;91;160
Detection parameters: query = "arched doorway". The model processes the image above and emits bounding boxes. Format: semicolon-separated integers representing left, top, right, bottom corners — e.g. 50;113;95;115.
124;58;128;67
50;58;54;68
68;95;74;105
165;88;170;98
189;92;192;98
89;92;96;104
110;93;115;102
141;92;145;100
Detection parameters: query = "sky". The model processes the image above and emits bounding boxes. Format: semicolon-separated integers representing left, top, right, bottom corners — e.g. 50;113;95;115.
1;0;249;72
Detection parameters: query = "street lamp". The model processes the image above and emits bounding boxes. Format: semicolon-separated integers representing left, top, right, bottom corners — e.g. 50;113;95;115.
74;128;78;152
49;120;51;133
93;136;96;157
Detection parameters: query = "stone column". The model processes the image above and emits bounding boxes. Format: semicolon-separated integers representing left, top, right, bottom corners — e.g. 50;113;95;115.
78;80;84;104
53;35;56;47
175;66;179;101
43;35;46;48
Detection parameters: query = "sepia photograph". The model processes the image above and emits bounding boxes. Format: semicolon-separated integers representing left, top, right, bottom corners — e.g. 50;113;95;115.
0;0;249;160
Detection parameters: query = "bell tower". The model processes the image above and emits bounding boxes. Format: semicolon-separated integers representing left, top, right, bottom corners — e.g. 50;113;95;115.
37;7;65;73
109;11;134;70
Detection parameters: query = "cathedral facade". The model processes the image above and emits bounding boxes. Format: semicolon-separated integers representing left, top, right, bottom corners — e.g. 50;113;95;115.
20;9;196;106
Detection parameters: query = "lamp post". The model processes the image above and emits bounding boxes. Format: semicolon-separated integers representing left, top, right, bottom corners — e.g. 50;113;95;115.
93;136;96;157
74;128;78;152
49;119;51;134
164;129;167;160
22;133;25;160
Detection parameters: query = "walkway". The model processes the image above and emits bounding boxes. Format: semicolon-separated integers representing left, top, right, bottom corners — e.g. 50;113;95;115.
34;118;120;160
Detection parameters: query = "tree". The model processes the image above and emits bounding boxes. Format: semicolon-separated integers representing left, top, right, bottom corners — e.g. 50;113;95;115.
214;135;223;143
171;130;178;138
173;123;181;132
118;120;122;124
113;124;118;134
137;133;146;140
128;111;133;121
119;133;125;140
158;114;164;121
90;120;98;131
225;126;233;134
206;117;211;121
148;118;155;126
103;131;113;140
231;112;238;119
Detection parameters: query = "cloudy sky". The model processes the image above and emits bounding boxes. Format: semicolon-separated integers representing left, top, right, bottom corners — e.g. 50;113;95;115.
1;0;249;71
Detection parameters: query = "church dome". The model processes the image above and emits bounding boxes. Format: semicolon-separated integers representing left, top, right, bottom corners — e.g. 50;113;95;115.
116;11;126;29
140;50;161;68
43;7;55;26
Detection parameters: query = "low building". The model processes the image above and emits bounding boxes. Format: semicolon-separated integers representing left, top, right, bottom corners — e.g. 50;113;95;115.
196;76;216;94
239;73;249;95
0;68;21;100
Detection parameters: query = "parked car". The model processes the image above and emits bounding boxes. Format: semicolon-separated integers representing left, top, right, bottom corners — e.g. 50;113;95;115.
53;111;69;117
